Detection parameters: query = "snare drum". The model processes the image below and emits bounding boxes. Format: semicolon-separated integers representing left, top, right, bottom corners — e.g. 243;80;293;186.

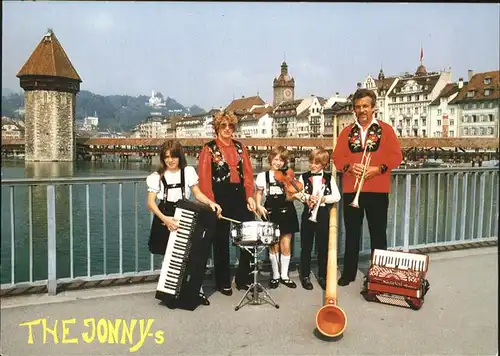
231;221;280;246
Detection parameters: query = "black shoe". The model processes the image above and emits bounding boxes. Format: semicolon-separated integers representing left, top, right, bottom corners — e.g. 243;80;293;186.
301;277;313;290
218;287;233;296
318;277;326;290
338;277;354;287
198;293;210;306
268;279;280;289
280;278;297;289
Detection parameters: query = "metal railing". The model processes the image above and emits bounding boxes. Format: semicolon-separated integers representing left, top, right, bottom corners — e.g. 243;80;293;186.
1;167;498;295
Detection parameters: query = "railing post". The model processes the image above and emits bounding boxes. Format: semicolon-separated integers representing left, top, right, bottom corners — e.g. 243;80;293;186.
403;174;412;251
47;184;57;295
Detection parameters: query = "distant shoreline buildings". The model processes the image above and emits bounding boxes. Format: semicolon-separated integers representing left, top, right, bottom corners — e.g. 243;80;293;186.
130;56;499;140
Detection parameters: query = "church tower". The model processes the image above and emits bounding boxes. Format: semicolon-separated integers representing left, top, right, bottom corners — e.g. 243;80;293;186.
273;61;295;107
17;29;82;162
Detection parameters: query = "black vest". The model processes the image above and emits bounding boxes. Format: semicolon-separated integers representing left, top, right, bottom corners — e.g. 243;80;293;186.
264;170;286;210
205;139;245;185
301;171;333;207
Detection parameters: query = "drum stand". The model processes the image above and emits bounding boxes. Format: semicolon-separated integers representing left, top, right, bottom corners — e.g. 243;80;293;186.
234;244;280;311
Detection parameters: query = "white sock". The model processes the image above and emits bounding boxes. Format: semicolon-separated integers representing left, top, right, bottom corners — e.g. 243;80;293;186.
280;254;291;280
269;253;280;279
199;285;204;294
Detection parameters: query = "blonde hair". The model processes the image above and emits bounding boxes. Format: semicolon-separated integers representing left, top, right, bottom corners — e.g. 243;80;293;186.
267;146;289;165
213;111;238;135
309;147;329;167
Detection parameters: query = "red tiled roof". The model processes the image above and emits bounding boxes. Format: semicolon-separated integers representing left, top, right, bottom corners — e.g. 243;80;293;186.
429;83;461;106
449;70;500;104
17;30;81;82
225;96;265;113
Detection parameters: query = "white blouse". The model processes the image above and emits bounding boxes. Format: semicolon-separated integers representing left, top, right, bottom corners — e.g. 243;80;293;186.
255;170;285;197
146;166;199;202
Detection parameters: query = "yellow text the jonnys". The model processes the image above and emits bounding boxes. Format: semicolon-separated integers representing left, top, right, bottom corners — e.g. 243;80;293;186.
19;317;164;353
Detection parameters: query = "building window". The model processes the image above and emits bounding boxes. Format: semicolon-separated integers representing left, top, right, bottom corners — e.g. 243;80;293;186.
424;95;428;100
450;108;455;114
489;114;494;121
392;97;396;103
437;120;441;126
399;97;403;102
472;115;478;122
450;119;454;126
464;104;468;110
407;96;411;102
437;109;442;115
467;90;475;98
415;107;419;114
484;89;490;96
472;103;477;109
489;102;493;108
480;127;486;135
484;78;492;85
481;103;485;109
488;127;494;135
422;119;426;126
464;128;468;135
449;130;454;137
416;95;420;101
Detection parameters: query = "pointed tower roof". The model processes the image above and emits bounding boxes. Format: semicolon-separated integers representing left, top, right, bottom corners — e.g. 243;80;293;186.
17;29;82;82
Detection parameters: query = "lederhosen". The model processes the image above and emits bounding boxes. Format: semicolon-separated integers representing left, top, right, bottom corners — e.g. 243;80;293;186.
264;171;299;236
299;171;334;280
205;139;254;288
148;169;186;255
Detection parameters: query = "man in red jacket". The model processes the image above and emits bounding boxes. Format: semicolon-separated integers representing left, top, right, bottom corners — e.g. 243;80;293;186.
332;89;402;286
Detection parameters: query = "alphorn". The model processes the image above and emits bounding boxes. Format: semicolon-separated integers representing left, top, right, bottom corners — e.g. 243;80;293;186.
315;115;347;338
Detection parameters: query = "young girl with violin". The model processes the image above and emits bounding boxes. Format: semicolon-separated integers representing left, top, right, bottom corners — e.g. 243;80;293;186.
255;146;300;289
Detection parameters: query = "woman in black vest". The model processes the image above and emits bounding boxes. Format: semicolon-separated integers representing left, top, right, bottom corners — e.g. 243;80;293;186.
198;111;257;296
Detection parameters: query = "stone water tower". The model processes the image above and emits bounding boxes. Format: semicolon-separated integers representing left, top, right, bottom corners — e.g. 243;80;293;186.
16;29;82;161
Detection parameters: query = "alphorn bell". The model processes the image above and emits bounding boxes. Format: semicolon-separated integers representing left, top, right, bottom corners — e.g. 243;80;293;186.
315;115;347;338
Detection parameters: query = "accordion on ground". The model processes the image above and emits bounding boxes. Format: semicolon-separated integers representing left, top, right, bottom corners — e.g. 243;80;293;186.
361;249;430;310
155;199;216;311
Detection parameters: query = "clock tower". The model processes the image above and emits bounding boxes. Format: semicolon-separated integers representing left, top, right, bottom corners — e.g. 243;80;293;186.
273;61;295;106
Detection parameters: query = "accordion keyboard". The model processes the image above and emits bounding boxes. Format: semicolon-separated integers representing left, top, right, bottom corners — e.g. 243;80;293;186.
372;249;429;272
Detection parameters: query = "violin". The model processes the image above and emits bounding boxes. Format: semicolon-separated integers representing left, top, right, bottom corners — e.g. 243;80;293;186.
274;167;305;201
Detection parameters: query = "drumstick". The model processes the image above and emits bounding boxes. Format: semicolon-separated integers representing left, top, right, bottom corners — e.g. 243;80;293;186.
220;216;241;224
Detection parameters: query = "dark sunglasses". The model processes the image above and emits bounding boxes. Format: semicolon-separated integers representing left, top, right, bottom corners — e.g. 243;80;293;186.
220;123;235;130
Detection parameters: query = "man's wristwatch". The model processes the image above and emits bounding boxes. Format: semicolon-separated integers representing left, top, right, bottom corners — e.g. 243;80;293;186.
379;164;388;174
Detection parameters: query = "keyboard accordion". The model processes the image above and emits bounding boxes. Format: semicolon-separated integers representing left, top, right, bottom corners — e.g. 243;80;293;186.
361;249;430;310
155;199;216;311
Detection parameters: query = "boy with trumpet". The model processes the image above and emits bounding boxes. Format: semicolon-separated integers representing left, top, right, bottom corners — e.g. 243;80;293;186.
294;148;341;290
332;89;402;287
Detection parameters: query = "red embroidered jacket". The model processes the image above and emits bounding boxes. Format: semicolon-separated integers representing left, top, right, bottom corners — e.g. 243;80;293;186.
332;120;403;194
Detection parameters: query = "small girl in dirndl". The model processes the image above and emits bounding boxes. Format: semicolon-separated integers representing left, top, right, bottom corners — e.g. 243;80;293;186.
255;146;300;289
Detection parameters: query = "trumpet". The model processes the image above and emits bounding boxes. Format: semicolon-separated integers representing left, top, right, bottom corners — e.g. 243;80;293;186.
349;147;372;209
309;184;326;223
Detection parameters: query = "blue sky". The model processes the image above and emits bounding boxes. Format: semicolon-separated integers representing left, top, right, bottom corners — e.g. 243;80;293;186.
2;2;499;110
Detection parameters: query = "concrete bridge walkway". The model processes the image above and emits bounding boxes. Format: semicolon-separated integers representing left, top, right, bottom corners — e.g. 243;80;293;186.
1;247;497;356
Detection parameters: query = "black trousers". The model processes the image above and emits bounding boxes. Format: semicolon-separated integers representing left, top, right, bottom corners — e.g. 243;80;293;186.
212;183;253;288
300;206;330;280
341;192;389;281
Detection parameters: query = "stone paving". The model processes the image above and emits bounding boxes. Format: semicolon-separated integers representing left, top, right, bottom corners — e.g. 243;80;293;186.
1;247;497;356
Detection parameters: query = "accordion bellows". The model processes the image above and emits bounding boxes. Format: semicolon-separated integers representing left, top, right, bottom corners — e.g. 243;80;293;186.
361;249;431;310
